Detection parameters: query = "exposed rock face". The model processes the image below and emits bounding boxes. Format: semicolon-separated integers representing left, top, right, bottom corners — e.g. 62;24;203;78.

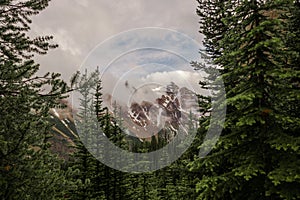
49;104;77;160
156;93;181;132
129;101;153;128
127;82;198;140
48;83;201;156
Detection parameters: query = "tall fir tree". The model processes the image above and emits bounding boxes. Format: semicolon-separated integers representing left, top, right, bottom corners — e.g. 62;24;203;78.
67;70;101;200
0;0;73;199
94;78;129;200
191;0;300;199
68;69;131;200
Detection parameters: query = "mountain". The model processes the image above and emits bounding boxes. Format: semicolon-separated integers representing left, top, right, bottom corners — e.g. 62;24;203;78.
47;82;201;158
48;101;78;160
127;82;200;141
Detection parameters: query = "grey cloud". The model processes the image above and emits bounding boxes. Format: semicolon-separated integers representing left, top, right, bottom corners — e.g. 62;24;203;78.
30;0;202;80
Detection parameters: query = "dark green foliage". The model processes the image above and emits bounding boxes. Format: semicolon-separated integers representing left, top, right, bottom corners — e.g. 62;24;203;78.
3;1;299;199
0;0;71;199
67;70;102;199
65;74;201;199
191;0;300;199
67;69;131;200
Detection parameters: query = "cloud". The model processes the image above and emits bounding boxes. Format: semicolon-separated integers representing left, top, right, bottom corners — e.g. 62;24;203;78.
79;27;203;83
104;70;205;107
76;0;89;7
30;0;202;81
141;70;203;92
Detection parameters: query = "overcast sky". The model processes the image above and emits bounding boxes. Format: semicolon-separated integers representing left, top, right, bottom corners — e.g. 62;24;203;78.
30;0;203;81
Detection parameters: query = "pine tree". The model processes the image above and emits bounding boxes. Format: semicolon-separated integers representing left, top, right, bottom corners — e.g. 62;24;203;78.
68;69;132;200
67;70;102;199
191;0;300;199
94;78;130;200
196;0;232;59
0;1;71;199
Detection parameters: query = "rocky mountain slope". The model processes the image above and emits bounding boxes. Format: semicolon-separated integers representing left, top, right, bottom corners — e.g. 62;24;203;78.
48;82;201;158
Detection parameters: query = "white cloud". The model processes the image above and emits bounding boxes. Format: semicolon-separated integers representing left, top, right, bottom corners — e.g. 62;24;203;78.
54;29;82;56
77;0;89;7
141;70;203;92
99;69;209;115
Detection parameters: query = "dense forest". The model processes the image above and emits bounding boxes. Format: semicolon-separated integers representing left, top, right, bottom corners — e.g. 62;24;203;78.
1;0;299;199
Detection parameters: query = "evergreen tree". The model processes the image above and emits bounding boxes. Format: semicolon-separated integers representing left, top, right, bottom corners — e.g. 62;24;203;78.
68;69;130;200
0;1;71;199
67;70;102;200
94;79;130;200
191;0;300;199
